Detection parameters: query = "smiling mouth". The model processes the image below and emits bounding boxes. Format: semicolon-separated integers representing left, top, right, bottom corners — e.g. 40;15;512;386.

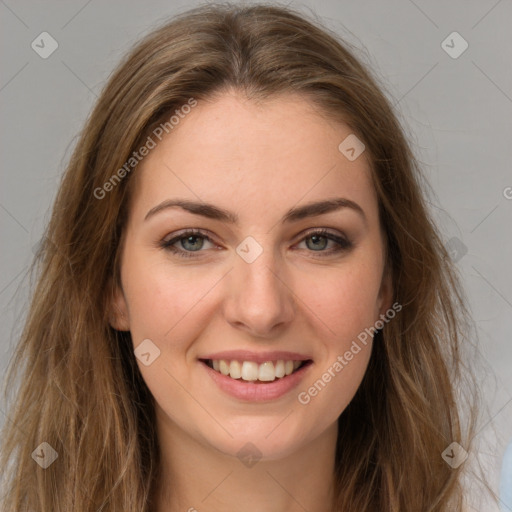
200;359;312;383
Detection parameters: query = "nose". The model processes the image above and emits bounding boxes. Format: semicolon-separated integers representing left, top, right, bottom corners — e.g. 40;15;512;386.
222;243;296;338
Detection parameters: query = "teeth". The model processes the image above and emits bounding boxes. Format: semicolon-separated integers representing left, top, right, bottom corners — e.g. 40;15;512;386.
229;360;241;379
209;359;306;382
219;360;230;376
241;361;258;381
275;360;285;378
258;362;275;381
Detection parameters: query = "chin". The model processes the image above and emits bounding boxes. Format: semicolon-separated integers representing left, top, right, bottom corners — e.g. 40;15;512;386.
200;416;316;463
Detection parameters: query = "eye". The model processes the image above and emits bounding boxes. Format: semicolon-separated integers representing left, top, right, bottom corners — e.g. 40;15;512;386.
160;228;352;259
295;228;352;257
160;229;217;258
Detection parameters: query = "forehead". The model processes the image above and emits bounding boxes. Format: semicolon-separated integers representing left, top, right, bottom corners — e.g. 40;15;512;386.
129;91;378;225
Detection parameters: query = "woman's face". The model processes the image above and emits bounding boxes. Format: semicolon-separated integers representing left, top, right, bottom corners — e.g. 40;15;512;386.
111;90;392;460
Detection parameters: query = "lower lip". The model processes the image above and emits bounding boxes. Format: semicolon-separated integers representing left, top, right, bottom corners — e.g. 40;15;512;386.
200;361;312;402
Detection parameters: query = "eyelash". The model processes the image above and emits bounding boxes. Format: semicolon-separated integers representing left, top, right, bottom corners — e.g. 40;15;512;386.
160;228;352;259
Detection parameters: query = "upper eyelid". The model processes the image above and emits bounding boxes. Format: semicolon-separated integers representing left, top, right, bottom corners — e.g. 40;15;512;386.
163;228;214;244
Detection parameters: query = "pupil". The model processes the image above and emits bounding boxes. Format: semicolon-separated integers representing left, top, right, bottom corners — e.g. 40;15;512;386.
308;235;326;251
184;236;202;251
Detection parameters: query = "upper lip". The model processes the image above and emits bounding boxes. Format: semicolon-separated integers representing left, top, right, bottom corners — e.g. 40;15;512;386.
199;350;313;364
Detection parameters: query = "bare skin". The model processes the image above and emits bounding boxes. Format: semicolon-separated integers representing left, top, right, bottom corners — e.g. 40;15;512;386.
110;89;392;511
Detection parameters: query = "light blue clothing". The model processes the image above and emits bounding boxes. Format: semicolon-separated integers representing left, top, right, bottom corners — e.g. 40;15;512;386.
501;439;512;511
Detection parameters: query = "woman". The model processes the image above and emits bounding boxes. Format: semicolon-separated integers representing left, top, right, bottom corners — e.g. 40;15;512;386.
0;3;482;510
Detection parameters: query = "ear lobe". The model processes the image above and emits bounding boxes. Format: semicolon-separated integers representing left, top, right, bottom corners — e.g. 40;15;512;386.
108;283;130;331
377;267;394;317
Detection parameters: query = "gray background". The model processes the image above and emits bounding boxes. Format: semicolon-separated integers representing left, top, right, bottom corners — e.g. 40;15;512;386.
1;1;511;509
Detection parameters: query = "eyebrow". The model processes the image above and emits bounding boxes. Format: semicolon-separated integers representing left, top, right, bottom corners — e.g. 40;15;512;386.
144;197;367;225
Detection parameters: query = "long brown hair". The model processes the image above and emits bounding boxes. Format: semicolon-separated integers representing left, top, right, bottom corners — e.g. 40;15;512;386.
1;3;481;510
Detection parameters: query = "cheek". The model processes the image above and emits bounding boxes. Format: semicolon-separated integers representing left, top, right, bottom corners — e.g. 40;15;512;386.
121;261;220;418
121;256;234;405
299;259;384;346
121;256;214;343
292;259;382;415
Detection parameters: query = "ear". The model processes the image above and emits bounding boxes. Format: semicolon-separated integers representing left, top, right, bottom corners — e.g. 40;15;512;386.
108;279;131;331
377;266;393;317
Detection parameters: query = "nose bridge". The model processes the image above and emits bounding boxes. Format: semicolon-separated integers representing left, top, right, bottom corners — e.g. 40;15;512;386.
225;235;295;336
